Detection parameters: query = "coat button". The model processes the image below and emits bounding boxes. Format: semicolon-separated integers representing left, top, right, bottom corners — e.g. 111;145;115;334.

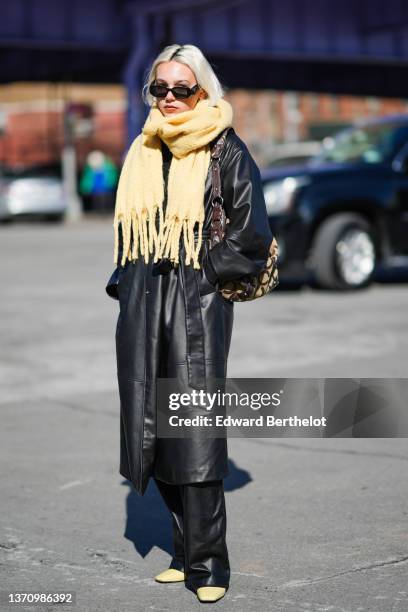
145;290;150;294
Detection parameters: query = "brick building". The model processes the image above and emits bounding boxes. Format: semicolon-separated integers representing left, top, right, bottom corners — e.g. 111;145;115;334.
1;82;408;170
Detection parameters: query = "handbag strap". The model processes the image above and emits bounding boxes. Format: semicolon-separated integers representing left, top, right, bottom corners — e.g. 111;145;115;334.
209;127;230;248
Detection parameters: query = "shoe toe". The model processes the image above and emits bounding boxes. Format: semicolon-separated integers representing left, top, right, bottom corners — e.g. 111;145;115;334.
154;568;185;583
196;586;226;602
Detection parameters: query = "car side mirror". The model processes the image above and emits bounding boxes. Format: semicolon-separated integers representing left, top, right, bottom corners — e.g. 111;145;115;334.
393;144;408;174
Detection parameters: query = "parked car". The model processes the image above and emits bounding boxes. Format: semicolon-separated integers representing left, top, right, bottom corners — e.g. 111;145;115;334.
0;163;66;222
262;114;408;290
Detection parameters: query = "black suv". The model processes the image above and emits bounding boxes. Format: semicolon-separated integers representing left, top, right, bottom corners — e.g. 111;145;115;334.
261;115;408;290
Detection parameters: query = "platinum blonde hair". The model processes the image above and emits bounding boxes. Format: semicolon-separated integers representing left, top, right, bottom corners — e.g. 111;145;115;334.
142;44;226;108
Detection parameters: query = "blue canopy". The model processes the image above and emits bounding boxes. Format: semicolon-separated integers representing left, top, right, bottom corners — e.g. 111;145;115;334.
2;0;408;139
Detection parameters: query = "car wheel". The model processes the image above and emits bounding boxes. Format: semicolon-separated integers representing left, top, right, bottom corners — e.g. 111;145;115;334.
311;213;377;290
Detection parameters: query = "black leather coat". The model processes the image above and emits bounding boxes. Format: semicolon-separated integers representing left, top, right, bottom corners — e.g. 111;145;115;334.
113;126;273;496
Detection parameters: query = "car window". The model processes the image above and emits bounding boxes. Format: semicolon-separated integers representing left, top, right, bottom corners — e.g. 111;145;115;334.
310;122;408;165
0;164;62;179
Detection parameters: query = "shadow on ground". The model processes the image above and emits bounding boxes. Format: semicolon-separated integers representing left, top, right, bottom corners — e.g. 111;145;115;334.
121;457;252;559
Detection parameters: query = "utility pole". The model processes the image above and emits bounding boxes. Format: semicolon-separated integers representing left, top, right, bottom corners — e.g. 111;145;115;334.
62;102;83;223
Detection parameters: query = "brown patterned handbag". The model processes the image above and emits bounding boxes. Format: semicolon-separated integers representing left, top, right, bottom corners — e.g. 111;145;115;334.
209;129;279;302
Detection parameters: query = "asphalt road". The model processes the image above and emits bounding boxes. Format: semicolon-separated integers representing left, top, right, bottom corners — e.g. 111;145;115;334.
1;218;407;612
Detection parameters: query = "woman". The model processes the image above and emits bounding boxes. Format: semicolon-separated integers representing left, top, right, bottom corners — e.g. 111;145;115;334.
110;43;273;603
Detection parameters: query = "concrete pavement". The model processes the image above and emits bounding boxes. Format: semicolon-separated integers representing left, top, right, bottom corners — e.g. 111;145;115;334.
1;219;407;612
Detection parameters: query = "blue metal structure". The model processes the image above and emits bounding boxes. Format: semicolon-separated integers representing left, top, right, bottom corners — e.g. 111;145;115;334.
2;0;408;140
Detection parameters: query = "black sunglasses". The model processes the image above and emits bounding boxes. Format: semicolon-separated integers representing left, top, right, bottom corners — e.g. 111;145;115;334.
149;82;200;99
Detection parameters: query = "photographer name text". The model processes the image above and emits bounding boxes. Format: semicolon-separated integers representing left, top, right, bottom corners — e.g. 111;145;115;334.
167;415;327;427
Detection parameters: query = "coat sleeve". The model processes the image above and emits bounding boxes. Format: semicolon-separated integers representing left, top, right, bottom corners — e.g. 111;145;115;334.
105;222;125;299
202;143;274;286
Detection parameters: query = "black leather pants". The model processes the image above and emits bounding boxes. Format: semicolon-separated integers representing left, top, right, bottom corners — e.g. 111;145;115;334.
154;477;230;591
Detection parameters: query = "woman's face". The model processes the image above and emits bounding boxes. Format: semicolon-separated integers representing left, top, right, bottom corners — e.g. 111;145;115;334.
154;61;207;116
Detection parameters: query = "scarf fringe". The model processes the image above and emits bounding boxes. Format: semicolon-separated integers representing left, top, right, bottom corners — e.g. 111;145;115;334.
114;209;205;271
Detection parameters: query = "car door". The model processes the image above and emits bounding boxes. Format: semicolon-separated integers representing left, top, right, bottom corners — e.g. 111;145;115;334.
390;143;408;255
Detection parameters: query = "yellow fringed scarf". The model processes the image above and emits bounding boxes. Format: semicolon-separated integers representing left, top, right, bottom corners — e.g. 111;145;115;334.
113;97;233;269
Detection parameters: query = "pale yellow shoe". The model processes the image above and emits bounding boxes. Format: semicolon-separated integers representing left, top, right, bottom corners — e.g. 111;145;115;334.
154;568;185;583
196;586;226;602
